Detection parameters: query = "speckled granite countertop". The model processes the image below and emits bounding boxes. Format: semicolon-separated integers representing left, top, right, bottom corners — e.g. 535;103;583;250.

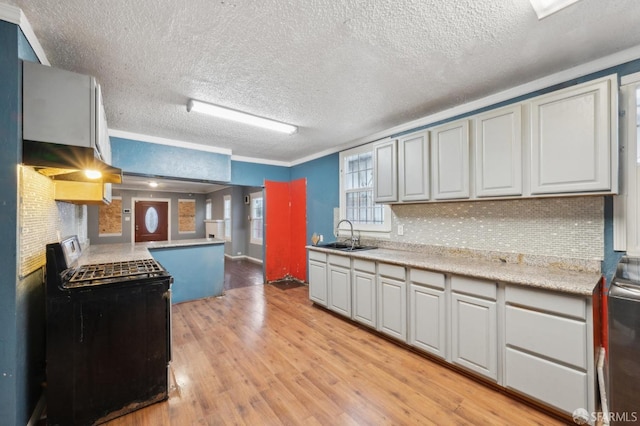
79;238;225;265
307;246;602;296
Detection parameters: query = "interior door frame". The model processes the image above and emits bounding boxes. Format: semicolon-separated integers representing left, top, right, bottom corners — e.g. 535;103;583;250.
131;197;172;243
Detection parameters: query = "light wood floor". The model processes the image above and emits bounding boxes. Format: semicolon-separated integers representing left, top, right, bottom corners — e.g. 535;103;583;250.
105;261;566;426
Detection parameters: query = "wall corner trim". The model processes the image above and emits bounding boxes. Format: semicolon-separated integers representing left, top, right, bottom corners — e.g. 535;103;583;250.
0;3;49;65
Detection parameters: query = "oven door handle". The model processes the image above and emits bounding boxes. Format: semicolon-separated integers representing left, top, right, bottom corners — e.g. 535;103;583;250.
611;282;640;299
164;288;172;363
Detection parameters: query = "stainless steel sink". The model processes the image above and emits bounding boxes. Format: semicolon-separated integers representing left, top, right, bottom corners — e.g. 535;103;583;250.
315;242;377;252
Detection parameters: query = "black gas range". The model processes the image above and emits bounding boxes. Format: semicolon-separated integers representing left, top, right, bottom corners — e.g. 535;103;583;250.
46;236;170;292
45;236;172;425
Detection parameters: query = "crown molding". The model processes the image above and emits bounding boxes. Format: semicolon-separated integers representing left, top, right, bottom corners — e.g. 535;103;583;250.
0;3;49;65
230;155;290;167
333;43;640;155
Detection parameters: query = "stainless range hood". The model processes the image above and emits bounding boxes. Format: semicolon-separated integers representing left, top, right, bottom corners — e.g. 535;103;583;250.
22;140;122;184
21;61;122;186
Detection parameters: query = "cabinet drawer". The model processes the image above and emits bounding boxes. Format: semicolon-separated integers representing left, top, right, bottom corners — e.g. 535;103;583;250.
378;263;405;280
451;275;496;300
505;285;586;320
308;250;326;262
505;305;587;369
353;259;375;273
409;269;445;290
505;347;587;414
328;254;350;268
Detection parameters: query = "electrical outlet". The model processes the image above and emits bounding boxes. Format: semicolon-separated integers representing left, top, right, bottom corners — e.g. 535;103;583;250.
397;225;404;236
319;234;324;242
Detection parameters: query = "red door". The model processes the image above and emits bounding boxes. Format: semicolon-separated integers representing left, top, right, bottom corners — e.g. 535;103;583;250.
135;201;169;242
264;179;306;282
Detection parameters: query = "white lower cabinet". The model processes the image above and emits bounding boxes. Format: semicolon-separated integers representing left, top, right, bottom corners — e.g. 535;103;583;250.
352;259;377;328
327;254;351;318
306;250;596;419
451;276;498;381
308;251;328;306
503;285;595;417
408;269;446;359
377;263;407;341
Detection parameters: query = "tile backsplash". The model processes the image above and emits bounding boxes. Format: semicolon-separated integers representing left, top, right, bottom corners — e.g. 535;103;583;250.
19;166;87;278
389;197;604;261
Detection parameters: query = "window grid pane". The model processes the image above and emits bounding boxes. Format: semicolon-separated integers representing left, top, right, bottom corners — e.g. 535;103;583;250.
251;197;263;241
343;150;384;226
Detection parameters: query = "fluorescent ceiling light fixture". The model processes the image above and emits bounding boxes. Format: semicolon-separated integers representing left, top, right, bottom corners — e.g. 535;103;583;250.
529;0;581;19
149;181;158;188
187;99;297;135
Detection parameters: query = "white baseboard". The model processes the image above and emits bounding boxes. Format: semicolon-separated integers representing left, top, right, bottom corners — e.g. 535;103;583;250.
224;254;263;264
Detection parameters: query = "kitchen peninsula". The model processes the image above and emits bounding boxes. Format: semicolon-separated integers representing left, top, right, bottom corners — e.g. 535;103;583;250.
80;238;226;303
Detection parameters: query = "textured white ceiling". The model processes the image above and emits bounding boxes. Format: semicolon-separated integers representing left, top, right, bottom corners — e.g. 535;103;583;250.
8;0;640;163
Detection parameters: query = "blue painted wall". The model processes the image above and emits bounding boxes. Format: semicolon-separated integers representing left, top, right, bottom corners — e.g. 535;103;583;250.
0;21;46;426
291;153;340;245
149;244;225;303
111;137;232;182
230;160;290;186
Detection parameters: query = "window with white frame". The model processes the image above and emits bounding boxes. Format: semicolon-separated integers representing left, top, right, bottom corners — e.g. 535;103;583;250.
250;191;264;245
205;198;212;220
339;143;391;235
223;195;232;241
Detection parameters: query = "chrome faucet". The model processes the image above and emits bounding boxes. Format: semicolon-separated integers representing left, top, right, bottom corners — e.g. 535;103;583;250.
335;219;359;248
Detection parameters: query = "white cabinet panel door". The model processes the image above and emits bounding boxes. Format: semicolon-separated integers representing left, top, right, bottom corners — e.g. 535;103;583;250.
399;131;430;201
328;265;351;317
475;105;522;197
352;269;377;328
308;259;328;306
505;348;588;414
431;120;470;199
378;276;407;341
530;78;611;194
373;139;398;203
505;305;587;369
409;284;446;359
451;293;497;380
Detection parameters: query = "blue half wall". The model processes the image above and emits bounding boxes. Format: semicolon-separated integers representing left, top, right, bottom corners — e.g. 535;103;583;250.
150;244;225;304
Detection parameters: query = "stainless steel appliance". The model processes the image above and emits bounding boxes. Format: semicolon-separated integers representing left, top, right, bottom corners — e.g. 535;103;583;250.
45;236;172;425
608;256;640;425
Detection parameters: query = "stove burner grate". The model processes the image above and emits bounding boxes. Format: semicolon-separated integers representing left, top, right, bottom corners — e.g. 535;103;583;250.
68;259;165;284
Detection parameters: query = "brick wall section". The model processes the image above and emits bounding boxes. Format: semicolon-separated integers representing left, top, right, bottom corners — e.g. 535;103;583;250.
178;199;195;233
99;197;122;235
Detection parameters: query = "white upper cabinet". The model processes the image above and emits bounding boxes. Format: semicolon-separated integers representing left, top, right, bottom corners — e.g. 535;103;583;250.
399;131;430;202
431;120;470;200
530;77;613;194
369;74;616;204
373;139;398;203
474;105;523;197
